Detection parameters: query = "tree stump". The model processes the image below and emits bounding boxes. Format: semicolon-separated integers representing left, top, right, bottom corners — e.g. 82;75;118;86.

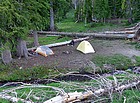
1;50;12;64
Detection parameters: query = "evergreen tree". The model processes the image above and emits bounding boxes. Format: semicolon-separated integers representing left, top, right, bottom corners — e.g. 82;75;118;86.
108;0;122;18
48;0;71;30
121;0;140;23
74;0;93;23
0;0;50;59
93;0;110;22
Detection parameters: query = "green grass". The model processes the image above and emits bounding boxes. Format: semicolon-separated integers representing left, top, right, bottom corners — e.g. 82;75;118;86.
112;89;140;103
135;56;140;66
0;65;63;81
127;41;140;50
0;99;10;103
26;36;71;48
56;18;123;33
92;54;133;71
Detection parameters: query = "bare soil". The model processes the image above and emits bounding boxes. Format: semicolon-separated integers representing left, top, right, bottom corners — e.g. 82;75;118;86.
14;39;140;70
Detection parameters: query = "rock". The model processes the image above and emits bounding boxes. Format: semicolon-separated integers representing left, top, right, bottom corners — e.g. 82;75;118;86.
62;51;70;54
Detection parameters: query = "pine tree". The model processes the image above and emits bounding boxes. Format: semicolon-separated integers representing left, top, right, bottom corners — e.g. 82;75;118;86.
0;0;50;59
93;0;110;22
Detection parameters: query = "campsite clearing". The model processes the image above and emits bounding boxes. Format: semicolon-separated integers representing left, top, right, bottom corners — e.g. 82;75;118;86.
14;39;140;70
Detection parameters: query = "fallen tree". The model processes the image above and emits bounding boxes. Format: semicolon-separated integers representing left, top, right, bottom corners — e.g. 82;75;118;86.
37;31;129;38
125;22;140;30
27;36;89;51
0;75;139;103
44;79;140;103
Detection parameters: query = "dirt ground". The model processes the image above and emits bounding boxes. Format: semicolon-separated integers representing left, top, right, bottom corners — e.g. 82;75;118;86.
14;39;140;70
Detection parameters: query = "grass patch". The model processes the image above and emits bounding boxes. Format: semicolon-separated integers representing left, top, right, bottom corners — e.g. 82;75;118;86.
127;41;140;50
57;20;123;32
135;56;140;66
92;54;133;70
57;10;124;33
0;99;10;103
112;89;140;103
0;65;62;82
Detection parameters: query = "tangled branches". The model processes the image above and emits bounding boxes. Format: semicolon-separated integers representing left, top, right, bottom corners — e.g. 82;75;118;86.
0;73;140;103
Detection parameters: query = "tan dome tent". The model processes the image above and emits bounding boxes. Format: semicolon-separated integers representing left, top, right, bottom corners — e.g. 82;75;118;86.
35;45;54;57
76;40;95;54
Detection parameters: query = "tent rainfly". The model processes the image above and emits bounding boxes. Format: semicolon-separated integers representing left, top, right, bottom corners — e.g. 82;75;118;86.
76;40;95;54
35;46;54;57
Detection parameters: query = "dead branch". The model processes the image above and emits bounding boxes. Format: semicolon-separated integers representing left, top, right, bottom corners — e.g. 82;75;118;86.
0;94;33;103
0;75;139;103
1;85;65;95
0;84;66;103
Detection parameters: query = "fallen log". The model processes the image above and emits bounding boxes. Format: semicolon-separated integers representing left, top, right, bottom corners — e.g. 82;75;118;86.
125;22;140;30
27;36;89;51
103;30;136;34
44;80;140;103
0;79;139;103
37;31;129;38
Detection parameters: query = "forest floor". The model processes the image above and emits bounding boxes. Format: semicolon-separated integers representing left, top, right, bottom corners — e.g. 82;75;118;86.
14;39;140;70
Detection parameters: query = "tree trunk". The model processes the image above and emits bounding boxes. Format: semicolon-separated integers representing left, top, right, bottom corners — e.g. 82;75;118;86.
50;1;55;31
33;31;39;47
127;0;133;24
17;38;29;59
1;50;12;64
72;0;78;10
